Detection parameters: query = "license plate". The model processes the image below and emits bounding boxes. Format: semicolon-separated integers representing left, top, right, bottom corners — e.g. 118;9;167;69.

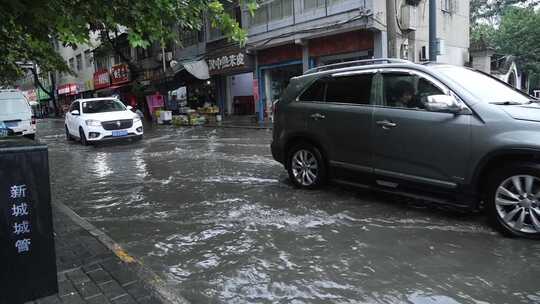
112;130;128;137
5;121;18;128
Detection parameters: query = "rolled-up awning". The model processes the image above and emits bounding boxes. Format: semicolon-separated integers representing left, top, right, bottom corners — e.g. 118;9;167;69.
172;60;210;80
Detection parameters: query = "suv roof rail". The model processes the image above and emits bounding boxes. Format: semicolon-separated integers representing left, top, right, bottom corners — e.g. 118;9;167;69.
304;58;411;74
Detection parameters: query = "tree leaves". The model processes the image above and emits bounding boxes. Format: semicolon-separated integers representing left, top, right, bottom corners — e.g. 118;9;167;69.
0;0;253;83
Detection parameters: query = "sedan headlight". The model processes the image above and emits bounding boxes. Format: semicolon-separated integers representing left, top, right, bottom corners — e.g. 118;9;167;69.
85;119;101;127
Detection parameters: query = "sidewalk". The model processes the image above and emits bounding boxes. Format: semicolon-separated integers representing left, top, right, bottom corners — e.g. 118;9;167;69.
25;202;186;304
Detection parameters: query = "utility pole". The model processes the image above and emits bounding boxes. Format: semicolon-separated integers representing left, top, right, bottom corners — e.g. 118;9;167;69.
429;0;437;61
386;0;398;58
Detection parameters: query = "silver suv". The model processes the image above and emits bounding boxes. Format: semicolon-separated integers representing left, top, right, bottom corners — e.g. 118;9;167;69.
271;58;540;238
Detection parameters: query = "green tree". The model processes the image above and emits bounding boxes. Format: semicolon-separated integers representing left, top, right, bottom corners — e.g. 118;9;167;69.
0;0;252;106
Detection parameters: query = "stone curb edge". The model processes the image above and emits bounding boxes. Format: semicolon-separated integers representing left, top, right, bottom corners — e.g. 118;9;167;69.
53;201;189;304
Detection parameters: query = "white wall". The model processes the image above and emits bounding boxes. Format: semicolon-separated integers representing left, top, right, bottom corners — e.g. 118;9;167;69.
395;0;469;65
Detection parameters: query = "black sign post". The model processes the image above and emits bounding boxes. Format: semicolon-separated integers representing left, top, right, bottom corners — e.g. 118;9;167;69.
0;139;58;303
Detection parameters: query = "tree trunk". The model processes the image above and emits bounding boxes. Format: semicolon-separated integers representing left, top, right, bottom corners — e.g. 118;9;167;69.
31;68;60;116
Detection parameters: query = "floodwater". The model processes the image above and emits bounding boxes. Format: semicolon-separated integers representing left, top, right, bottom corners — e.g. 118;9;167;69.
38;119;540;304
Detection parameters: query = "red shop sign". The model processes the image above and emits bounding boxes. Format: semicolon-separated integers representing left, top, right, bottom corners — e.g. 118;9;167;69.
57;83;78;95
111;64;130;85
93;69;110;90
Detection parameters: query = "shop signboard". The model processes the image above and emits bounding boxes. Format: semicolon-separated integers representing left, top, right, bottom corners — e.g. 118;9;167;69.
111;64;130;85
93;69;110;90
57;83;78;95
23;89;37;102
207;50;252;75
37;87;50;102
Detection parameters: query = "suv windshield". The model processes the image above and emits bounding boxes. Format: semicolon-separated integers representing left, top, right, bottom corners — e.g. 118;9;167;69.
435;66;532;104
82;99;125;114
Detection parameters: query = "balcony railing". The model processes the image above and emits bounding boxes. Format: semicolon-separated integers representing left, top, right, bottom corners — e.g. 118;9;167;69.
244;0;370;36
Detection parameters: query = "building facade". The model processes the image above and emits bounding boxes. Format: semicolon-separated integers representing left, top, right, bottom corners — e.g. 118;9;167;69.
43;0;469;120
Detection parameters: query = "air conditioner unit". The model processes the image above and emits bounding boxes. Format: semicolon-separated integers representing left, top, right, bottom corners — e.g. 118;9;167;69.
400;5;418;31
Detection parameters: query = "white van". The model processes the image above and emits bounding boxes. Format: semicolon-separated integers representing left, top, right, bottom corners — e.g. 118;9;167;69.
0;89;36;139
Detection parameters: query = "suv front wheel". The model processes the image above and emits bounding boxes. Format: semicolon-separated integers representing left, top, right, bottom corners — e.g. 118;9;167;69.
287;143;327;189
487;163;540;239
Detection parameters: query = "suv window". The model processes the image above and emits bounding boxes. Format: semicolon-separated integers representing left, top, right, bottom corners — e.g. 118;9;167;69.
69;102;79;112
299;79;325;102
382;73;444;110
326;74;372;104
299;74;373;104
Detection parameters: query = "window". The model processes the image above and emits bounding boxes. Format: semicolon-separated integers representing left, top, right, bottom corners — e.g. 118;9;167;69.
437;66;531;104
76;54;82;71
82;99;126;114
114;55;123;65
270;0;292;21
69;58;75;71
299;79;326;101
69;102;79;112
298;74;373;104
179;30;201;46
303;0;325;11
95;56;109;70
84;50;93;68
382;73;444;109
250;5;268;26
442;0;456;13
325;74;373;104
136;47;151;60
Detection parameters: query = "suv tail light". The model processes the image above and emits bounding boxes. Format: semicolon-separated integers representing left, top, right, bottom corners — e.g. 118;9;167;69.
31;116;36;125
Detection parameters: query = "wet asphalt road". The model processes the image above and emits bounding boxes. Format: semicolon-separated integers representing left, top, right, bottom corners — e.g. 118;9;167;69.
38;119;539;304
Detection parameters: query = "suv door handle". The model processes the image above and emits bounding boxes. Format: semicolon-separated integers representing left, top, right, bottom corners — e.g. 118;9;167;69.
376;120;397;129
310;113;326;120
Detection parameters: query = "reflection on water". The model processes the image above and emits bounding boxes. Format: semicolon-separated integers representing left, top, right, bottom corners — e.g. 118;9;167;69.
37;121;540;304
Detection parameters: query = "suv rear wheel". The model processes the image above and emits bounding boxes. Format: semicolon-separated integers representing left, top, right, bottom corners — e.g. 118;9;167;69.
487;163;540;238
287;143;327;189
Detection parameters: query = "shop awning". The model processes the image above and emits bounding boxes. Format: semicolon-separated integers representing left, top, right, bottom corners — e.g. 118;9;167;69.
94;82;130;92
172;60;210;80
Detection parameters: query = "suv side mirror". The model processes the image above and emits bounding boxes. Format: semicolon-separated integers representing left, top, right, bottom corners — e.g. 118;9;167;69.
425;95;468;114
70;110;80;116
126;105;133;111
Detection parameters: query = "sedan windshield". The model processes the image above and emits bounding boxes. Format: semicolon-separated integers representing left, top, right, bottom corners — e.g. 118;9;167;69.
435;66;532;105
82;99;125;114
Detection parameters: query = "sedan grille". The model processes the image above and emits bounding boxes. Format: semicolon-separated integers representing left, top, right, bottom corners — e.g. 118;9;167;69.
101;119;133;130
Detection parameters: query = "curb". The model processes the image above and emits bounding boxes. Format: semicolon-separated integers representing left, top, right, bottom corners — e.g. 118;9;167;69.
53;201;189;304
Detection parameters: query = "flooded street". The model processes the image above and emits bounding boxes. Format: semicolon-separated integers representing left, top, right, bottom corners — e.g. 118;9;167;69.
38;119;540;304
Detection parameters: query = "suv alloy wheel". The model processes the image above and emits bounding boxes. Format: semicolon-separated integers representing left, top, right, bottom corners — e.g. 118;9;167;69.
287;143;327;189
487;163;540;238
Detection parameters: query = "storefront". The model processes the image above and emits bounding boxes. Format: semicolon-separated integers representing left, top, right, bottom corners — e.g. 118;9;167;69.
309;31;374;66
94;64;135;106
57;83;78;112
255;30;375;122
256;44;304;122
206;45;255;118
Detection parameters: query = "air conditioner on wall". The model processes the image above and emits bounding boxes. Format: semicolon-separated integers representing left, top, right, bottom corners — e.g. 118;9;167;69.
400;5;418;31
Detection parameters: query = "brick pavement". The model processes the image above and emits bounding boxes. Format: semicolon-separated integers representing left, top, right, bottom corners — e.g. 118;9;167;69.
24;205;177;304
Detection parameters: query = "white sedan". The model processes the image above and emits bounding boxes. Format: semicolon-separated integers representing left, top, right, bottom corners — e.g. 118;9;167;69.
65;98;143;145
